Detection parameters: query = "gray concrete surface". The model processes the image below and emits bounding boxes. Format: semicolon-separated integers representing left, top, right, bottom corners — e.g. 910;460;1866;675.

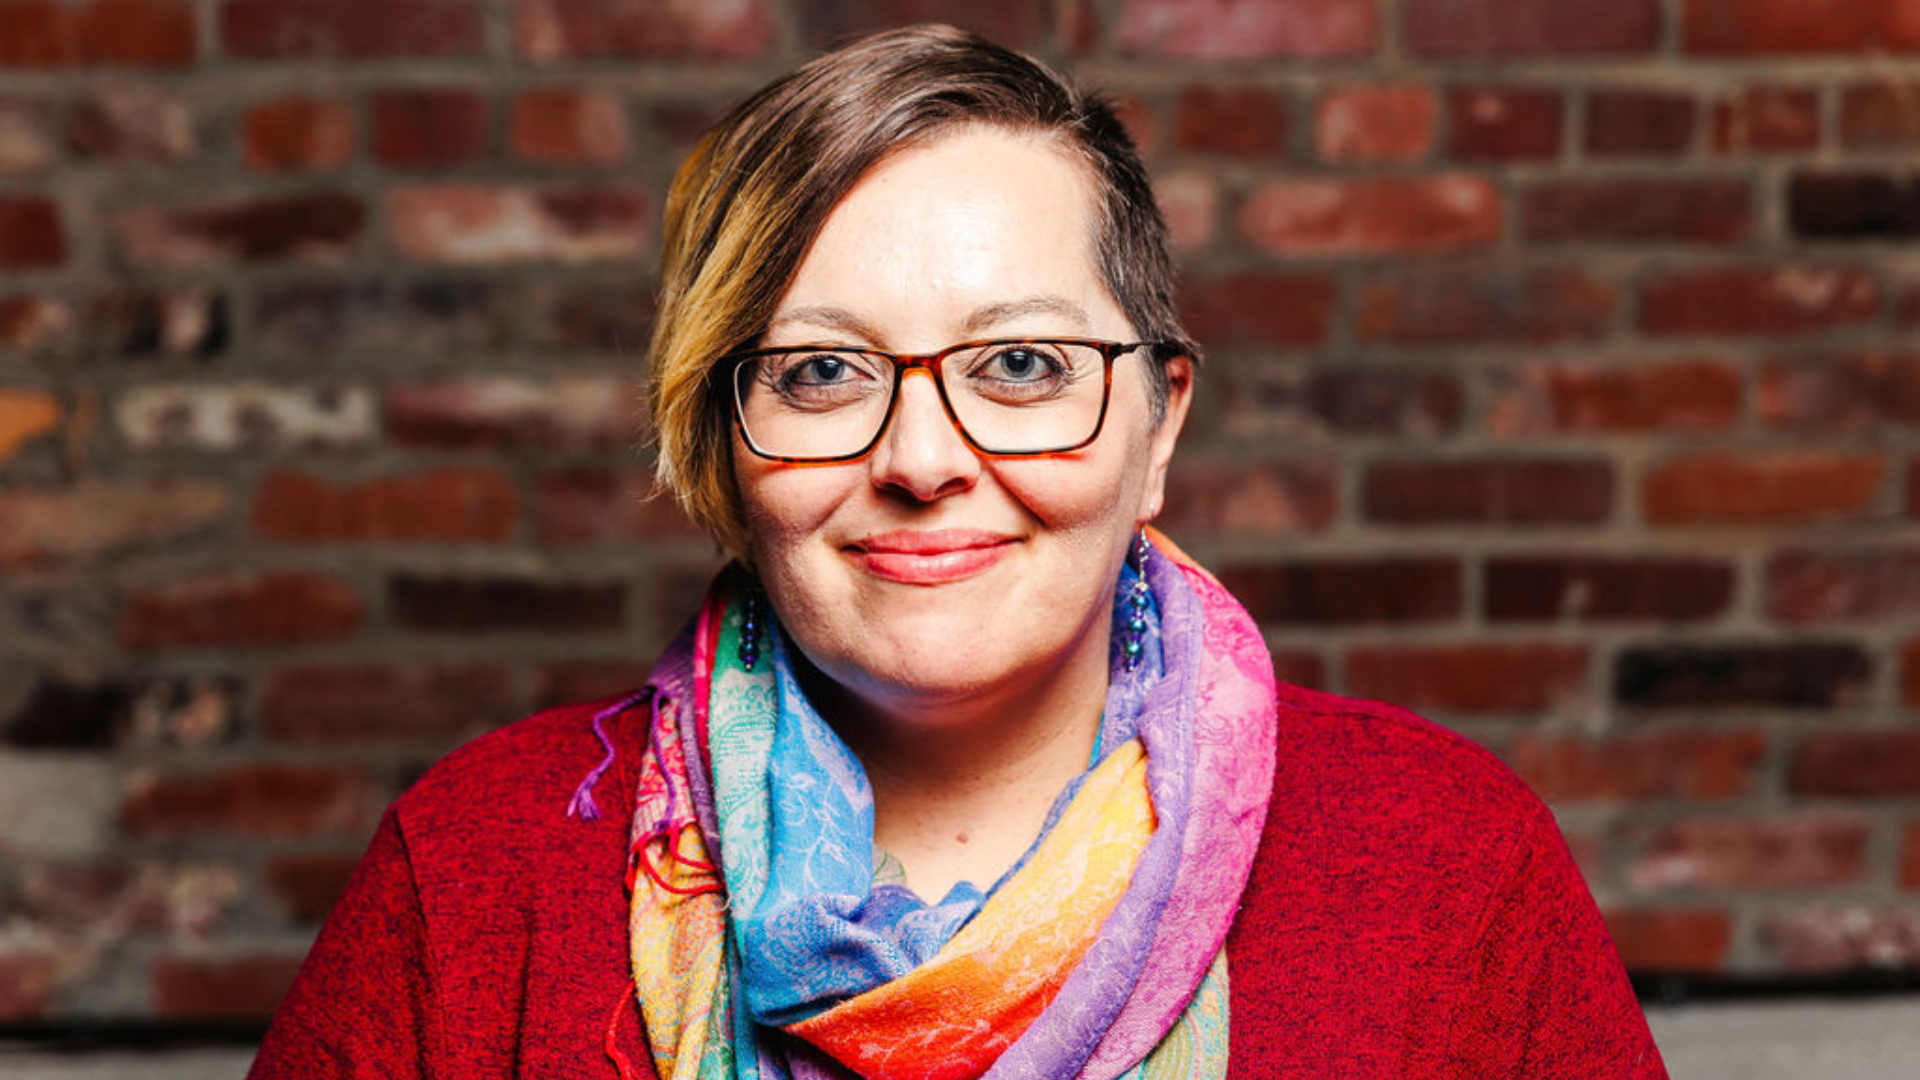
2;1000;1918;1078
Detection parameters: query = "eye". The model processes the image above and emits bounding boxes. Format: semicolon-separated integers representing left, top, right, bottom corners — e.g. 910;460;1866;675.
979;345;1063;383
786;353;858;386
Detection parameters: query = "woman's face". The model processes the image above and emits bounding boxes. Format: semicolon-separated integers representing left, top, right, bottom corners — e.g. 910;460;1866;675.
734;126;1190;727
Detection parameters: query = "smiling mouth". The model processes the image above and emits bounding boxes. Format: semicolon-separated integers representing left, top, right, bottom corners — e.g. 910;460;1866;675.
847;530;1017;585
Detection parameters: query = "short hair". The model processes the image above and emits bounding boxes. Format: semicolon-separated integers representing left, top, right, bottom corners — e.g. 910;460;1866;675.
648;23;1195;555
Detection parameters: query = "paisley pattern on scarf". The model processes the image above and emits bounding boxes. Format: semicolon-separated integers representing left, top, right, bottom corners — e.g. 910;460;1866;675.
625;533;1276;1080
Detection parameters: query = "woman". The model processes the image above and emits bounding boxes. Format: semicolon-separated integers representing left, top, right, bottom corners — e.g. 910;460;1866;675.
252;25;1666;1080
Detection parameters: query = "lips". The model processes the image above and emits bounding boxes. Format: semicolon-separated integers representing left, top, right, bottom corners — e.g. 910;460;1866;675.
847;529;1017;585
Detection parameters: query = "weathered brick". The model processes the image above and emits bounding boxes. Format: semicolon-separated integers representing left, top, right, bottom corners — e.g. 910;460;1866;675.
1345;643;1587;714
115;382;375;453
223;0;482;59
533;659;653;707
517;0;775;61
1639;265;1879;338
263;852;359;923
1643;451;1883;525
117;571;363;649
1175;85;1289;158
1761;907;1920;972
4;680;129;749
0;478;232;568
535;468;700;544
121;762;371;837
371;88;488;168
1315;83;1434;164
84;288;228;358
1684;0;1920;54
1155;171;1217;254
1631;816;1871;891
1488;359;1742;435
1239;176;1500;256
797;0;1049;49
243;96;353;173
1219;363;1464;439
1904;820;1920;889
1712;86;1820;153
1768;547;1920;623
1363;458;1612;525
1840;81;1920;148
4;676;235;751
1907;639;1920;710
0;387;60;462
522;278;655;354
0;99;58;172
259;662;515;743
1405;0;1658;56
387;184;648;264
1219;558;1461;625
251;468;517;543
1615;643;1871;710
1603;908;1732;971
152;953;305;1019
1448;86;1561;160
389;573;626;633
1522;179;1749;245
1486;555;1734;622
0;296;71;354
1273;651;1327;691
1179;272;1335;348
65;86;193;162
1585;91;1695;156
385;375;633;450
1115;0;1377;59
1790;172;1920;240
1511;731;1766;801
253;280;514;358
115;191;365;267
510;87;629;165
1157;460;1337;536
0;952;61;1018
0;196;66;268
0;755;119;855
1759;352;1920;431
1358;267;1614;344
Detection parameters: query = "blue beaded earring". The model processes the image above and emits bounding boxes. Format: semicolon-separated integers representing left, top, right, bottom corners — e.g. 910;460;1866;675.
1121;530;1151;673
739;581;763;671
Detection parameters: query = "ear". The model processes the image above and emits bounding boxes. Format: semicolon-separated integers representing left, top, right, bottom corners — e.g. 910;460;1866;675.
1137;354;1193;525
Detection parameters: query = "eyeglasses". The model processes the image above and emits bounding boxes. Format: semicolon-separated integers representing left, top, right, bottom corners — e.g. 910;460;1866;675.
726;337;1162;464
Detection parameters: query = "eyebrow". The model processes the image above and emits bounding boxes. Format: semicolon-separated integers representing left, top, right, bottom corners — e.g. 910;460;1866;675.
765;295;1093;344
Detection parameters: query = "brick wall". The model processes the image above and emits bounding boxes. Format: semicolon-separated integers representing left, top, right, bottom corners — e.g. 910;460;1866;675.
2;0;1918;1024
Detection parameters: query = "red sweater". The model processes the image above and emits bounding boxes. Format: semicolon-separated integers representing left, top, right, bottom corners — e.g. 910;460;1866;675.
250;683;1667;1078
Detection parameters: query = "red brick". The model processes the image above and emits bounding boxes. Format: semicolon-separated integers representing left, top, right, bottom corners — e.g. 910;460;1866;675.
1156;171;1217;254
0;2;74;68
117;571;363;649
1585;91;1695;156
1179;272;1335;348
1109;93;1159;158
1175;85;1289;158
251;468;517;542
259;662;516;744
1761;907;1920;972
1358;267;1614;345
0;99;59;172
0;952;61;1018
1485;555;1734;622
510;87;628;165
115;382;375;453
252;280;515;357
152;953;304;1020
243;97;352;173
1405;0;1658;56
1684;0;1920;54
1907;639;1920;709
1345;643;1587;714
1712;86;1820;154
1904;820;1920;889
387;184;647;264
1789;171;1920;241
522;277;655;353
1240;176;1500;257
0;296;70;354
65;87;193;162
0;479;232;568
0;388;60;463
1273;651;1326;691
263;851;359;922
1522;179;1749;246
1219;364;1464;439
121;762;371;837
1643;451;1883;525
1603;908;1732;971
1448;86;1561;160
796;0;1050;49
222;0;481;59
1759;352;1920;430
389;573;626;633
385;375;634;450
1616;643;1870;710
78;0;196;67
1115;0;1377;59
1219;558;1461;625
1768;547;1920;623
115;191;364;267
0;196;66;268
371;88;488;168
1315;84;1435;164
1841;82;1920;148
1639;265;1879;338
1631;816;1872;891
517;0;774;61
1509;731;1766;801
1158;459;1337;537
1488;359;1743;435
533;659;654;708
1363;458;1612;526
535;468;701;544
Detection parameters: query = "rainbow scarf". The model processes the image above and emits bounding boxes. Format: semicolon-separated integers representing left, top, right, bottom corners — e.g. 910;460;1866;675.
618;535;1275;1080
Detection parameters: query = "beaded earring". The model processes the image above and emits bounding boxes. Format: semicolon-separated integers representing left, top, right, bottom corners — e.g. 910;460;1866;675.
1121;530;1151;674
739;581;764;671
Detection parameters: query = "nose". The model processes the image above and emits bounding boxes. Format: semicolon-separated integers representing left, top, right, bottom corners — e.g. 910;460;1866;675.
867;369;980;502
